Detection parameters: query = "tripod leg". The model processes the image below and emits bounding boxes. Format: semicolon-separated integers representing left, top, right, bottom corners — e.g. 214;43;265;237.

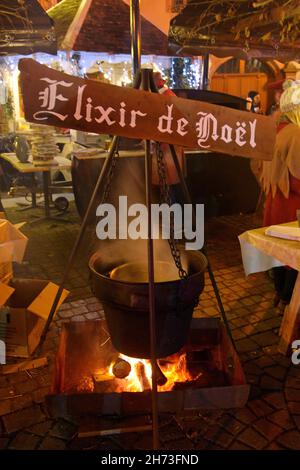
168;144;235;348
145;140;159;450
35;136;120;355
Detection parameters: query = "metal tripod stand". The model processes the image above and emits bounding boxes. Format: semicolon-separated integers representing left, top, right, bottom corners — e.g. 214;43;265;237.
35;68;234;451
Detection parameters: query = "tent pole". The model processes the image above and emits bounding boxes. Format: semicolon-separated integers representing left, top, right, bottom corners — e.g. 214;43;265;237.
130;0;141;79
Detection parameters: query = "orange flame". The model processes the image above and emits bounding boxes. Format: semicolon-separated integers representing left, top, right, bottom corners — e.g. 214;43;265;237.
107;352;199;392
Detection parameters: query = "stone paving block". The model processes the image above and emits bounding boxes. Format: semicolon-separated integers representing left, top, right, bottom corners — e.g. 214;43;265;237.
194;438;209;450
288;402;300;414
241;325;256;336
265;366;287;381
39;435;66;450
218;415;245;435
33;386;50;404
10;393;33;412
248;399;274;418
235;338;259;353
267;441;286;450
6;371;29;385
9;431;40;450
253;418;282;440
67;436;102;450
0;437;9;449
232;329;247;340
0;387;14;401
286;376;300;389
254;356;276;368
263;392;286;410
27;420;53;436
230;408;256;424
260;375;283;391
58;309;74;319
162;437;194;450
0;399;12;417
267;409;294;430
289;367;300;379
229;440;252;450
205;426;234;448
277;430;300;450
70;306;89;316
294;416;300;430
252;332;279;347
2;405;45;434
285;389;300;402
237;427;268;449
243;362;263;376
70;315;86;322
49;420;77;440
249;385;262;400
14;379;39;395
87;302;103;312
86;311;100;320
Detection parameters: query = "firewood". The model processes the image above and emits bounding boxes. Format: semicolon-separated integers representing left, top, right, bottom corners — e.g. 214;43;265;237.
135;362;150;390
112;358;131;379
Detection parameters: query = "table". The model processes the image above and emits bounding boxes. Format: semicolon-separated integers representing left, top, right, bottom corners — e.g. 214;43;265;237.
239;221;300;354
0;153;71;223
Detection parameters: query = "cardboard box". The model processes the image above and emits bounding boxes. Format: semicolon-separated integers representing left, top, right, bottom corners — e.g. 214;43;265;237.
0;278;69;358
0;219;28;284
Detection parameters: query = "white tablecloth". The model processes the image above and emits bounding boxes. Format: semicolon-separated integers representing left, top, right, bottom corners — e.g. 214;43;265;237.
238;221;300;276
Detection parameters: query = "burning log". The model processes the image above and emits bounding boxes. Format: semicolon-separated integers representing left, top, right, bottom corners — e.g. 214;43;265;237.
112;358;131;379
155;362;168;386
135;362;151;391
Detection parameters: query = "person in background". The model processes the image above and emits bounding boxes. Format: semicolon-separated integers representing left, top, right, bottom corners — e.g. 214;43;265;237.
261;79;300;305
267;79;284;120
247;90;263;114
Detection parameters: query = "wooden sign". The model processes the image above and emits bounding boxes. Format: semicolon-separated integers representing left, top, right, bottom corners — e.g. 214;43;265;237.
19;59;275;160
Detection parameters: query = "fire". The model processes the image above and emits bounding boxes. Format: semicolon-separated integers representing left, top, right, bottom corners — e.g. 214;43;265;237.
109;354;152;392
107;352;198;392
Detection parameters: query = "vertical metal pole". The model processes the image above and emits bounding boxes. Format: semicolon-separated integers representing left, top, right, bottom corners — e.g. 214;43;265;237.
130;0;141;79
141;68;159;450
202;54;209;90
145;140;159;450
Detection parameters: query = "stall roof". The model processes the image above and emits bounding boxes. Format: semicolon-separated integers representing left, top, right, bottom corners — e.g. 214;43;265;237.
48;0;169;55
168;0;300;61
0;0;57;55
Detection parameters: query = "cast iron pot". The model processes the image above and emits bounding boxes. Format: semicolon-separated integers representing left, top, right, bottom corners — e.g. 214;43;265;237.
89;250;207;359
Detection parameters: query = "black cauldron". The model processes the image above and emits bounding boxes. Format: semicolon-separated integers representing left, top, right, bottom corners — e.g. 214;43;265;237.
89;250;207;359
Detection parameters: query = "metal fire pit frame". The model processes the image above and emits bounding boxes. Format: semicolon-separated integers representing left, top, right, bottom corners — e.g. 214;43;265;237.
46;318;249;419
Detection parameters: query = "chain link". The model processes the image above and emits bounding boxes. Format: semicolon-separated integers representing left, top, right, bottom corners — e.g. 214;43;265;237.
155;142;187;279
101;149;119;204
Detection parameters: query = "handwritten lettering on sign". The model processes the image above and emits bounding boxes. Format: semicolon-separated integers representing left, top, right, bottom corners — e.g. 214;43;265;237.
18;59;275;160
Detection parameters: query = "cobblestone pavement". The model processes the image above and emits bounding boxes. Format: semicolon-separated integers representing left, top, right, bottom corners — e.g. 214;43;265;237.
0;204;300;450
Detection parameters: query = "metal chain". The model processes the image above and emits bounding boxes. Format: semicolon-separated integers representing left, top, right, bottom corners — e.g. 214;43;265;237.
101;149;119;204
155;142;187;279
